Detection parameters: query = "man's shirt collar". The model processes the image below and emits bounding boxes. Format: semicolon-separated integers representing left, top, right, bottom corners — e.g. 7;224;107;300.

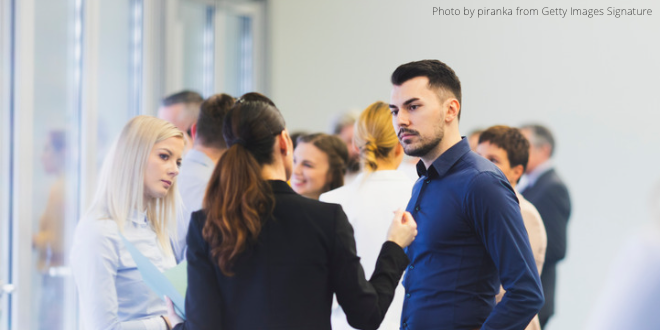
520;159;553;190
416;137;471;179
184;149;214;168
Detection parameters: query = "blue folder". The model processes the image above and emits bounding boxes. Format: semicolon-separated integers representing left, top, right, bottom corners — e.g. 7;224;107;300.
120;234;187;320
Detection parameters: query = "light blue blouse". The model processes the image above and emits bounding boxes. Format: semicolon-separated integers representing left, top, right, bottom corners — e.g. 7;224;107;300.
71;211;176;330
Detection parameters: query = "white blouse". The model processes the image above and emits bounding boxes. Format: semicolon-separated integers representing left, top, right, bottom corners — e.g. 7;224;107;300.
321;170;415;330
71;211;176;330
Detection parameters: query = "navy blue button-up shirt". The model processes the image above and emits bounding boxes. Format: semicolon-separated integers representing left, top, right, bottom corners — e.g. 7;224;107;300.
401;138;544;330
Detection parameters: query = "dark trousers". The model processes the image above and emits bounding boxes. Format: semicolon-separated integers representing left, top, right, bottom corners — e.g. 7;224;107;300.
539;265;557;328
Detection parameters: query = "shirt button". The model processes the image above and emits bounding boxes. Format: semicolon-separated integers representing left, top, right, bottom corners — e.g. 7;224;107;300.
406;293;411;298
425;179;431;184
409;264;414;270
414;206;420;211
403;322;408;327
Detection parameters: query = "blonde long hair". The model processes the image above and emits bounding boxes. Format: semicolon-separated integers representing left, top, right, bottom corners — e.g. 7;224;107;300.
354;101;399;172
87;115;184;256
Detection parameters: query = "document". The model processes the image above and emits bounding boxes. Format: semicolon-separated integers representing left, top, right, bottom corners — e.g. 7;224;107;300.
120;234;187;319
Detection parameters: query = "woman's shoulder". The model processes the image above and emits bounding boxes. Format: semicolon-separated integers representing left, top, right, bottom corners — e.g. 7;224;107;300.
189;209;208;229
71;214;123;263
275;191;343;221
74;214;122;244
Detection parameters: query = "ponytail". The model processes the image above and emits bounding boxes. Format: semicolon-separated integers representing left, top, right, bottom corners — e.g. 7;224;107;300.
355;101;399;172
201;93;284;276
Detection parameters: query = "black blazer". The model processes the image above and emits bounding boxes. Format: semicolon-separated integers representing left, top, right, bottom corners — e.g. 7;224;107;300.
174;180;409;330
521;168;571;325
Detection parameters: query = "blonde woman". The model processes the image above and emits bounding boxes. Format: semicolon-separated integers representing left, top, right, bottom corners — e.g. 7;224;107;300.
71;116;184;330
320;101;415;330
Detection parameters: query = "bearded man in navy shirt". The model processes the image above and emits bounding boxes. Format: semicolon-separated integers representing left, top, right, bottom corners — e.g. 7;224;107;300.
388;60;544;330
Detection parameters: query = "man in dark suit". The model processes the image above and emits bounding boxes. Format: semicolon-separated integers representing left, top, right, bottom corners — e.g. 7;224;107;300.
519;124;572;328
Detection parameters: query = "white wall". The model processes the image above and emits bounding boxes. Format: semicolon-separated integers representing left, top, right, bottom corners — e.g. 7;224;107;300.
269;0;660;329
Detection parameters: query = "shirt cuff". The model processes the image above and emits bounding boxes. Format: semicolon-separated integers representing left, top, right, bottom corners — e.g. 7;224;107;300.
382;241;410;272
141;316;169;330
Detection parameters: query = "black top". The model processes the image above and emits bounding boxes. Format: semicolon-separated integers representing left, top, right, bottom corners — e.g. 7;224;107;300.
174;180;409;330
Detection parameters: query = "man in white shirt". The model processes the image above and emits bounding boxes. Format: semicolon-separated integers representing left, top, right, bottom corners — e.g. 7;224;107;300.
174;93;235;261
476;125;547;330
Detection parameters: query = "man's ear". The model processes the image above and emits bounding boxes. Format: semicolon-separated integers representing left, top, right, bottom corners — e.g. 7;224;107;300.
512;164;525;183
544;144;554;158
190;123;197;143
445;98;461;123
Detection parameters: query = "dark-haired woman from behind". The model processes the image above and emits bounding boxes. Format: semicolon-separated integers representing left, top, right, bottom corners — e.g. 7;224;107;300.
167;93;417;330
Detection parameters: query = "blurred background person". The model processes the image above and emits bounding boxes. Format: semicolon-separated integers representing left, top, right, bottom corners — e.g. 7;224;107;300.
331;110;361;183
519;124;572;328
289;131;308;149
291;133;348;200
468;128;484;151
584;183;660;330
476;125;547;330
166;93;416;330
321;101;414;330
32;130;67;330
71;116;184;330
158;90;204;154
174;93;235;261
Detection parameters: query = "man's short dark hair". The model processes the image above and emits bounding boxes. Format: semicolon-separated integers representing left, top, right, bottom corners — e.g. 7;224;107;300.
521;124;555;157
195;93;235;149
391;59;462;119
161;90;204;107
479;125;530;174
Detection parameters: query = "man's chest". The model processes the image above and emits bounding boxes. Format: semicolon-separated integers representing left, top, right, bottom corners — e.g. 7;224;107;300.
405;180;479;248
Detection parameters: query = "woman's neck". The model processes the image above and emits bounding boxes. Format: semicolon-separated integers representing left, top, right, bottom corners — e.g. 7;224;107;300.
261;162;287;181
374;154;402;171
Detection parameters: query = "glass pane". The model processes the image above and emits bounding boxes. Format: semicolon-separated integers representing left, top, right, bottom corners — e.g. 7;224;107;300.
0;0;11;327
180;1;208;95
32;0;75;329
98;0;132;163
223;12;253;97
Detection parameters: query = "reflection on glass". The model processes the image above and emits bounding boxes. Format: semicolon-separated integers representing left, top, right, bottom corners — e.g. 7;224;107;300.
32;131;67;330
33;0;72;329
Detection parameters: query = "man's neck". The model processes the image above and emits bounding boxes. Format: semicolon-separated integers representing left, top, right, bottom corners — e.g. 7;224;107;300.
192;144;224;164
421;131;462;169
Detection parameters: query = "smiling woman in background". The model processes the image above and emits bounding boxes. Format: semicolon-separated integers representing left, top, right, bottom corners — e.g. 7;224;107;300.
291;133;348;200
71;115;184;330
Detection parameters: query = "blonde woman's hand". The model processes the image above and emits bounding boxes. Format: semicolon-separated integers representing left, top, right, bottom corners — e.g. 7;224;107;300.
164;296;183;328
387;209;418;248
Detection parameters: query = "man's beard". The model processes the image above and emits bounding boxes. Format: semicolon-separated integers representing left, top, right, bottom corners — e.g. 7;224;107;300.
399;126;444;158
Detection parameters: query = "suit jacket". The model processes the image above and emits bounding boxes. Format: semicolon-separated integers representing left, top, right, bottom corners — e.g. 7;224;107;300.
521;168;571;325
174;180;409;330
